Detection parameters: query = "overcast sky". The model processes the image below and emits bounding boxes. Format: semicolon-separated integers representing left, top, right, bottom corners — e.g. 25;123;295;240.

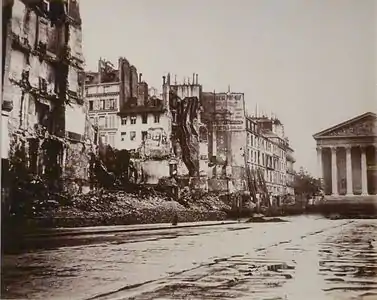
80;0;376;175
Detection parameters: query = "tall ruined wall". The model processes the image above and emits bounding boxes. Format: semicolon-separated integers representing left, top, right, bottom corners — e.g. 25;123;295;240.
2;0;92;197
171;95;201;177
201;92;247;192
119;58;139;110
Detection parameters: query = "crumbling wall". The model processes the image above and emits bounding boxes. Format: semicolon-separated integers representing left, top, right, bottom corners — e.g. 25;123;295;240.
141;160;170;185
199;125;209;176
229;130;247;192
63;141;91;194
141;127;170;159
189;176;208;192
208;178;229;192
2;0;93;210
172;96;201;176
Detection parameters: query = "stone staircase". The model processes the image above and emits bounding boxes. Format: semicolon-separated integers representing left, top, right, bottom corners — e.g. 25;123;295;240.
320;195;377;217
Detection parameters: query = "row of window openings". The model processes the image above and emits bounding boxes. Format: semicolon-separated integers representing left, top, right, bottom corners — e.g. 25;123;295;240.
90;115;117;129
246;121;257;132
215;95;242;101
121;113;160;125
246;151;286;170
91;113;161;128
248;136;285;158
86;85;118;95
263;171;286;184
121;131;158;142
88;99;117;111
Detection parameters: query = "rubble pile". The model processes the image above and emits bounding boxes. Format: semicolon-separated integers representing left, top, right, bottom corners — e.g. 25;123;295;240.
25;187;232;227
178;187;231;212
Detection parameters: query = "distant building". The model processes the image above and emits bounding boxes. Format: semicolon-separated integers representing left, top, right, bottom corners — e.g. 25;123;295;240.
251;116;293;196
313;111;376;198
285;140;296;195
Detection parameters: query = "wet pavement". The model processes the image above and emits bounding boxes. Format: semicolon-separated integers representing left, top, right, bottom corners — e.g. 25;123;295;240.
2;215;377;300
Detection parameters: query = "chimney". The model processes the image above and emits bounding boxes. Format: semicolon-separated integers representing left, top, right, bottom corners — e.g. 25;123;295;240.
163;75;166;85
192;73;195;85
139;73;142;83
98;57;102;83
196;74;198;84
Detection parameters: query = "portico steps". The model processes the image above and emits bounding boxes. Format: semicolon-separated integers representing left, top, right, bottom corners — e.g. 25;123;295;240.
319;195;377;217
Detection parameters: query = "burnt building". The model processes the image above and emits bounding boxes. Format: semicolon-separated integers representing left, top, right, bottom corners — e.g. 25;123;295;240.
164;74;209;188
84;57;167;153
1;0;95;197
201;90;248;193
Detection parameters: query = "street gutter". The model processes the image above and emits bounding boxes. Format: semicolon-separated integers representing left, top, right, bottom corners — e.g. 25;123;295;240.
24;220;242;239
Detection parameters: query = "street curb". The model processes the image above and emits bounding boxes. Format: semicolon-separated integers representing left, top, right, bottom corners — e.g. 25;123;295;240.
24;221;241;239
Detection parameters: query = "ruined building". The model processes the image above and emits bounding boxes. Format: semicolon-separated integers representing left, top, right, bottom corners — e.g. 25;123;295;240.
84;58;172;184
164;74;209;190
201;89;296;196
1;0;95;196
85;58;167;152
201;90;248;193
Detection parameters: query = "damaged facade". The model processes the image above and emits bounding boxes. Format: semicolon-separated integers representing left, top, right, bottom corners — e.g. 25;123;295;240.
201;89;296;197
201;90;247;194
164;74;209;191
85;65;209;189
84;58;173;185
1;0;95;198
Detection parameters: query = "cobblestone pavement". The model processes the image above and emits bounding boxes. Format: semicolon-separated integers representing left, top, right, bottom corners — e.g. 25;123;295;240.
2;216;377;300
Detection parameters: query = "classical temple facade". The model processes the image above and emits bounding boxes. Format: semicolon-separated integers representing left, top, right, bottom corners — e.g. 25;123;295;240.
313;112;377;199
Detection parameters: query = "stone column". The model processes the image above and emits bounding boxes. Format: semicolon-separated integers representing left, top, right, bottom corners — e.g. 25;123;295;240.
345;146;353;196
316;146;323;180
331;146;338;196
360;146;368;196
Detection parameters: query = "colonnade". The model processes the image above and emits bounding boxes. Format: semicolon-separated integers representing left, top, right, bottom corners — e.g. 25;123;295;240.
316;145;371;196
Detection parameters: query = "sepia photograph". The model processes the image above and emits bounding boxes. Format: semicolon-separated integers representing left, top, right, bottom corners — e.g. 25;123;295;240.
1;0;376;299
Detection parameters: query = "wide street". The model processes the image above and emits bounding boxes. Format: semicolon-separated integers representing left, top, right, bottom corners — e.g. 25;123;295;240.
2;215;377;300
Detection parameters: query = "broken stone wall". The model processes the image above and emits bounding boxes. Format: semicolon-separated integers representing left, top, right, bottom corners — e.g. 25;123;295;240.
63;141;91;194
229;130;247;192
189;176;208;192
170;94;201;177
199;138;209;176
140;159;170;185
201;92;248;193
118;57;132;110
208;178;228;192
139;126;170;159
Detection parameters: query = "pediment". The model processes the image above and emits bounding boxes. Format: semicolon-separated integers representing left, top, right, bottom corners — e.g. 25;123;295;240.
313;112;377;139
